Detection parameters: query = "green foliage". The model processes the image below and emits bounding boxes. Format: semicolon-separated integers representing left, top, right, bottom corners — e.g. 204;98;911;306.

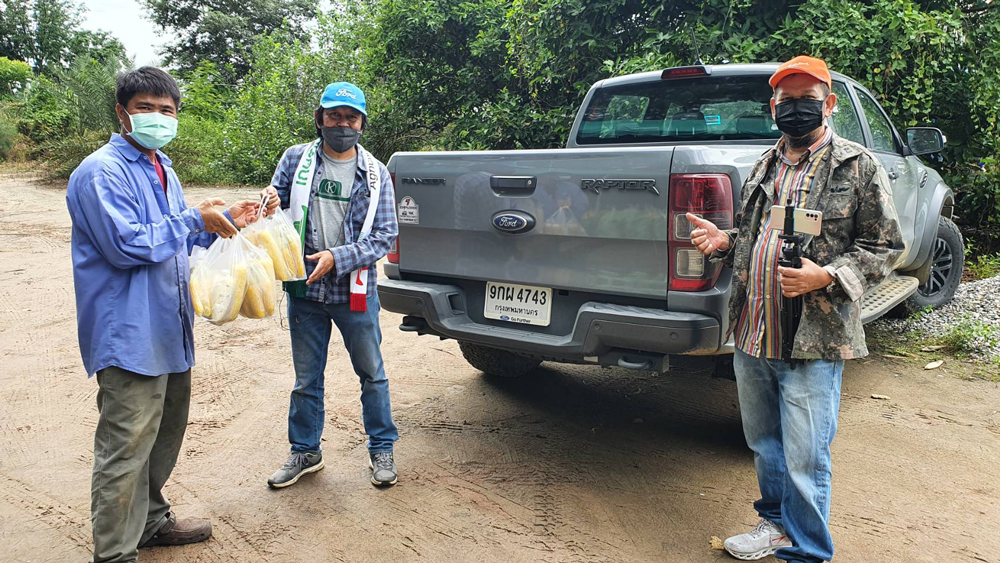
909;305;935;323
0;0;126;76
56;55;126;136
0;1;32;63
0;111;20;159
179;61;232;121
12;75;78;145
167;114;234;185
142;0;319;83
939;315;999;358
3;0;1000;216
966;252;1000;281
216;36;330;184
0;57;32;98
35;128;108;177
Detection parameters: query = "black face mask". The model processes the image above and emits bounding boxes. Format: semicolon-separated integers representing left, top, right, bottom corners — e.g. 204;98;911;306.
321;126;361;153
774;98;825;139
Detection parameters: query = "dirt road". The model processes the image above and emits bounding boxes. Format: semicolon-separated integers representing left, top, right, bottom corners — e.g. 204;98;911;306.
1;170;999;563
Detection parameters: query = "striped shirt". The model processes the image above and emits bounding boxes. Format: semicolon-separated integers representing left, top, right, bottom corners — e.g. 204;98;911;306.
735;127;833;358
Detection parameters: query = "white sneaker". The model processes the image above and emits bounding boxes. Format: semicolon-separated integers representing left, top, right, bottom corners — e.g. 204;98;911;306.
724;518;792;560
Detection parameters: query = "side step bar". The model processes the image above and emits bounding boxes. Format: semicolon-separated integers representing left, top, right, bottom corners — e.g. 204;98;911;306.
860;274;919;323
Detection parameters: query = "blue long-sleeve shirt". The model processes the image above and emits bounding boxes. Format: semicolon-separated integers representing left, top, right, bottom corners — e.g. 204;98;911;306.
66;134;221;377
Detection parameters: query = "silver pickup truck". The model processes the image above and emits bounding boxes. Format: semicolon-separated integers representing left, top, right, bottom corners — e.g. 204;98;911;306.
378;63;964;378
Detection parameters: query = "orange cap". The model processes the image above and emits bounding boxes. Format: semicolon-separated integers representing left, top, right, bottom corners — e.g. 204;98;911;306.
769;56;832;90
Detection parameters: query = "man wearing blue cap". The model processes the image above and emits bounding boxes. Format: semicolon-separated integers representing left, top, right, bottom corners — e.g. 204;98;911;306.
260;82;400;488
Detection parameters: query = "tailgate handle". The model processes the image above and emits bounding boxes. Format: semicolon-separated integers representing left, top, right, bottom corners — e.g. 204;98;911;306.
490;175;537;196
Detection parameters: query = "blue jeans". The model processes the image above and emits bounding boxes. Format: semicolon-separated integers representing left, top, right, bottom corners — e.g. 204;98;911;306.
287;294;398;454
733;348;844;563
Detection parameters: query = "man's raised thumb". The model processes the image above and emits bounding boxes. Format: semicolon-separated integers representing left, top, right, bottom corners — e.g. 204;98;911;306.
686;212;706;227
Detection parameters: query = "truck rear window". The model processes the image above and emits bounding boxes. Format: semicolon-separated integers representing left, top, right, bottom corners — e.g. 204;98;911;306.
576;75;781;145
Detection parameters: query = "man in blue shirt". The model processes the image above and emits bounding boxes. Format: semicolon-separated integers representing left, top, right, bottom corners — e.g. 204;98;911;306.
66;67;259;563
259;82;400;489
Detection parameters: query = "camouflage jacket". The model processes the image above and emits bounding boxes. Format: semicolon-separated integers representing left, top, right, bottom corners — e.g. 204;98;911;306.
714;134;903;360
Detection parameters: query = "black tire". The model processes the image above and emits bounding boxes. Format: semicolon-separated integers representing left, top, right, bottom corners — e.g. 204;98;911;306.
896;216;964;316
458;342;541;378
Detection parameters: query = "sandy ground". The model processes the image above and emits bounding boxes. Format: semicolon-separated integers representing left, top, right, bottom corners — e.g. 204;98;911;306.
1;170;999;563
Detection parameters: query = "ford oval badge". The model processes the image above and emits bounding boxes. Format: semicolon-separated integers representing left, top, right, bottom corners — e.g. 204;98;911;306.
491;211;535;234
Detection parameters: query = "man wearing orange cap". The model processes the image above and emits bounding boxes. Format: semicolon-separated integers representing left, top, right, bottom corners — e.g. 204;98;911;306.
689;56;902;562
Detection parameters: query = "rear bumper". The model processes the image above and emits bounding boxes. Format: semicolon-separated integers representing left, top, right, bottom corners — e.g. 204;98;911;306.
377;278;721;361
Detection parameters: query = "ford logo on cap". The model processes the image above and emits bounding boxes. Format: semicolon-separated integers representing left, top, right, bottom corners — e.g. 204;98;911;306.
492;211;535;234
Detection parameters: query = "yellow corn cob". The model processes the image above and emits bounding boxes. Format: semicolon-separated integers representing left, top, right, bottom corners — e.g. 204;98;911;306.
240;284;265;318
239;258;273;319
255;255;277;315
190;269;212;318
287;236;305;278
260;253;275;280
262;277;276;315
259;229;293;280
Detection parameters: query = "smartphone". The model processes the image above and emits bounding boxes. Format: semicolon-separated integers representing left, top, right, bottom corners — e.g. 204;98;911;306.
769;205;823;236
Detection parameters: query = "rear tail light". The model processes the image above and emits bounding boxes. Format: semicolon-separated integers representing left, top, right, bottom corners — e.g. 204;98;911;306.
387;237;399;264
388;172;400;264
668;174;734;291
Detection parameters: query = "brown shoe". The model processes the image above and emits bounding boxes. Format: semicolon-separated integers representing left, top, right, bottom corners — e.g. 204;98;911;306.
140;514;212;548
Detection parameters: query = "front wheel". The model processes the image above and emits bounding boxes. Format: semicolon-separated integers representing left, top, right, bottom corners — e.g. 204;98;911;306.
458;342;541;378
898;216;964;315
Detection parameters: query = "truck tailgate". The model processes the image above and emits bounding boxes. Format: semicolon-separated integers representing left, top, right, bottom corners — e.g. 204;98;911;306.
388;147;675;300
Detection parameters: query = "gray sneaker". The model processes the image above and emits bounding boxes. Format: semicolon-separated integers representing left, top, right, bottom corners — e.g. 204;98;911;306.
267;452;324;488
368;451;397;487
724;518;792;560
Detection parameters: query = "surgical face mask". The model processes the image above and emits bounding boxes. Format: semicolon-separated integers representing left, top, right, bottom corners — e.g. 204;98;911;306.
321;126;362;154
122;108;178;149
774;98;825;139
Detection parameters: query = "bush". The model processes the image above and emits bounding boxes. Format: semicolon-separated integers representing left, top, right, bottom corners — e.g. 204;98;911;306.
0;112;18;159
13;76;79;146
38;130;109;178
966;251;1000;281
167;115;234;185
0;57;32;99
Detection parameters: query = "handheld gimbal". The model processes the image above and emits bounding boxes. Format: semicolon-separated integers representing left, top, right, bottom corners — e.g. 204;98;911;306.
777;200;804;370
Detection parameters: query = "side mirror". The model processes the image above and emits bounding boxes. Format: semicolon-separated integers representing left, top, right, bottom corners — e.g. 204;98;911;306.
905;127;945;156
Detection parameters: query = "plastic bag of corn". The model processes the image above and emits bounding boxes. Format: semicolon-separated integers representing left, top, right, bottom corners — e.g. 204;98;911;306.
242;207;306;282
189;234;250;325
239;241;277;319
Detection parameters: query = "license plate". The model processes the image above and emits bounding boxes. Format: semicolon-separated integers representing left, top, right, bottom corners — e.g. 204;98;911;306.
484;282;552;327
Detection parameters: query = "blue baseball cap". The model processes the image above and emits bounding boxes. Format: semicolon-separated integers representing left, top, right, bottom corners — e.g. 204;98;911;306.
319;82;366;116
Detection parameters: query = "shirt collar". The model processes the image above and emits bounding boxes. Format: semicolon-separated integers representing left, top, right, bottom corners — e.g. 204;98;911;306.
356;143;369;172
108;133;172;167
318;140;368;173
775;125;833;165
317;140;367;173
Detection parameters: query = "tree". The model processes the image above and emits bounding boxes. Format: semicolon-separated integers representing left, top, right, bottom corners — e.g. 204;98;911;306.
0;0;127;75
0;1;32;64
142;0;319;83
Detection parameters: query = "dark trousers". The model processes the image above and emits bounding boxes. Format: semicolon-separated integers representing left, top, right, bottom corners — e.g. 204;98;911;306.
91;367;191;563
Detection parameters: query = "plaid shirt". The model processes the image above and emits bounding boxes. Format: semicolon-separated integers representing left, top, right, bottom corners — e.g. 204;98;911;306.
736;127;834;358
271;141;397;305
